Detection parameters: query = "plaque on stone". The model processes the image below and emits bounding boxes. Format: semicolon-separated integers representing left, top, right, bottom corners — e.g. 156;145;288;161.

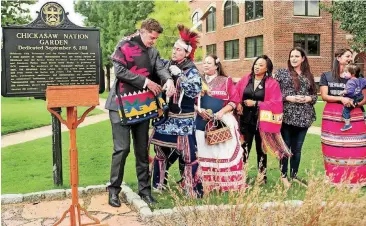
1;2;104;97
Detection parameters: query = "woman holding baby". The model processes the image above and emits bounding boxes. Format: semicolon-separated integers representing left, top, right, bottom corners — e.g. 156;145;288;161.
319;48;366;186
195;54;245;192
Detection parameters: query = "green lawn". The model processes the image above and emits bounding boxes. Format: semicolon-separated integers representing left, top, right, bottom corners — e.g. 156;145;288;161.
1;93;327;209
1;97;104;135
313;101;325;127
1;120;113;194
1;117;324;208
153;132;324;208
99;91;109;99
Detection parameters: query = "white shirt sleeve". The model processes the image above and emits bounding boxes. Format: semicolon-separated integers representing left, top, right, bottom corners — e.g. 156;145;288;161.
143;78;150;89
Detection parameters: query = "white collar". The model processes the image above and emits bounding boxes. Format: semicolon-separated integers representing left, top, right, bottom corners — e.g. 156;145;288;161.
205;73;217;83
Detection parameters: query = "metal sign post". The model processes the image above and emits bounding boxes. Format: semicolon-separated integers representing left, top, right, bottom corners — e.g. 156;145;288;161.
51;107;63;186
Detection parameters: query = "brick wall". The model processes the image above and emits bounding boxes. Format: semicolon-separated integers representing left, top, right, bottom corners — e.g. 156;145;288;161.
189;0;355;82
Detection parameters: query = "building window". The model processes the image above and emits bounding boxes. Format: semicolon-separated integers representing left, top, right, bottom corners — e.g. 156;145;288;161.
294;34;320;56
224;0;239;26
294;0;320;17
206;7;216;32
206;44;217;56
245;0;263;21
245;36;263;58
192;12;202;32
224;40;239;60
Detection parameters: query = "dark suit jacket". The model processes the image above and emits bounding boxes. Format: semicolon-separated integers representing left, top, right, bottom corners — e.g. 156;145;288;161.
105;37;171;111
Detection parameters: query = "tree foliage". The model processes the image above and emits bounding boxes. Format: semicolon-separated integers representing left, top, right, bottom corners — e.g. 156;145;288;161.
74;0;154;90
322;1;366;52
75;0;154;67
1;0;37;26
138;1;203;61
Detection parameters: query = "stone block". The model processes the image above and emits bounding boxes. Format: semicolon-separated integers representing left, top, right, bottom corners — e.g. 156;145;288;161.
121;185;133;194
284;200;303;207
23;192;45;203
85;185;107;194
87;193;131;215
65;187;87;198
125;192;140;204
132;198;148;210
22;199;83;219
153;209;174;217
102;215;144;226
22;219;44;226
3;219;28;226
43;189;66;200
139;207;153;221
1;194;23;204
1;208;19;220
262;202;278;209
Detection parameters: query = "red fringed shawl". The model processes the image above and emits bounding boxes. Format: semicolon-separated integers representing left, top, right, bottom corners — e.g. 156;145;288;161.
236;74;291;159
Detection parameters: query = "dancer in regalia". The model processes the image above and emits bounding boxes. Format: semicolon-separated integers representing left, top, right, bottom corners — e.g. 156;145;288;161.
150;25;203;197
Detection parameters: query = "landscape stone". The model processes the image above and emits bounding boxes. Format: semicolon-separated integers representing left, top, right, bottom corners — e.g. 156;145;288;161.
87;193;131;215
102;215;144;226
23;192;45;203
21;199;84;219
85;185;107;194
1;194;23;204
132;199;148;210
43;189;66;201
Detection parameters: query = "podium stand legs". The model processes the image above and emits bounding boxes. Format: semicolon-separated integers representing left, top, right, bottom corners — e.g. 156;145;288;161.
50;107;107;226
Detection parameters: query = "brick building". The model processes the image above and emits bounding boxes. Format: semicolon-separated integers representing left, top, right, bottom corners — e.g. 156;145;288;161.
189;0;365;82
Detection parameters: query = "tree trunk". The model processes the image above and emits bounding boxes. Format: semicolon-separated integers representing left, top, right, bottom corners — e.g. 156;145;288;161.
105;65;111;92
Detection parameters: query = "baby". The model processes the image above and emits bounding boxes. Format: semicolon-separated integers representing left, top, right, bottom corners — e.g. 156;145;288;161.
339;63;366;131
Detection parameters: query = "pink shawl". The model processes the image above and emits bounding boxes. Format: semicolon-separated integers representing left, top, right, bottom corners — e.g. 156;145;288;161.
236;74;291;159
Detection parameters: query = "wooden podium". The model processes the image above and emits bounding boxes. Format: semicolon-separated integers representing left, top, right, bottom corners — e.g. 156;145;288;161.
46;85;107;226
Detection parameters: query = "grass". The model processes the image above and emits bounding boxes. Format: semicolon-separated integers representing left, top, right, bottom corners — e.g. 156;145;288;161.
1;97;104;135
2;117;324;209
153;174;366;225
2;120;113;194
152;133;324;209
1;92;327;209
313;100;325;127
4;118;365;225
99;91;110;99
0;92;323;135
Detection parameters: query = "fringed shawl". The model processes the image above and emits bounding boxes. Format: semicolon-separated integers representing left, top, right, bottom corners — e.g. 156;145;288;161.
236;74;291;159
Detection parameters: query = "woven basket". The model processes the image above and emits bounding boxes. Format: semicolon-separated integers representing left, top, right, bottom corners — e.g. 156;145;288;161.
205;119;232;145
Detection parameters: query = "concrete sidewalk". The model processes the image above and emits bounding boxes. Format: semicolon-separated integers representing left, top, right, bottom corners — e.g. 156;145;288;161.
1;193;145;226
308;126;321;136
2;97;322;148
2;122;321;148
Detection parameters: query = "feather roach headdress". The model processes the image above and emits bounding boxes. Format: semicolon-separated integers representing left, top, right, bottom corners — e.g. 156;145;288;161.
175;24;199;61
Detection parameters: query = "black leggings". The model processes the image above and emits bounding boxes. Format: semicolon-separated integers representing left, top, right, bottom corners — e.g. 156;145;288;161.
241;124;267;176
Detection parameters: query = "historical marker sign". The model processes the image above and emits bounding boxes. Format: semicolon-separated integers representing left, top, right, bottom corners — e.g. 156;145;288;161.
1;2;104;97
